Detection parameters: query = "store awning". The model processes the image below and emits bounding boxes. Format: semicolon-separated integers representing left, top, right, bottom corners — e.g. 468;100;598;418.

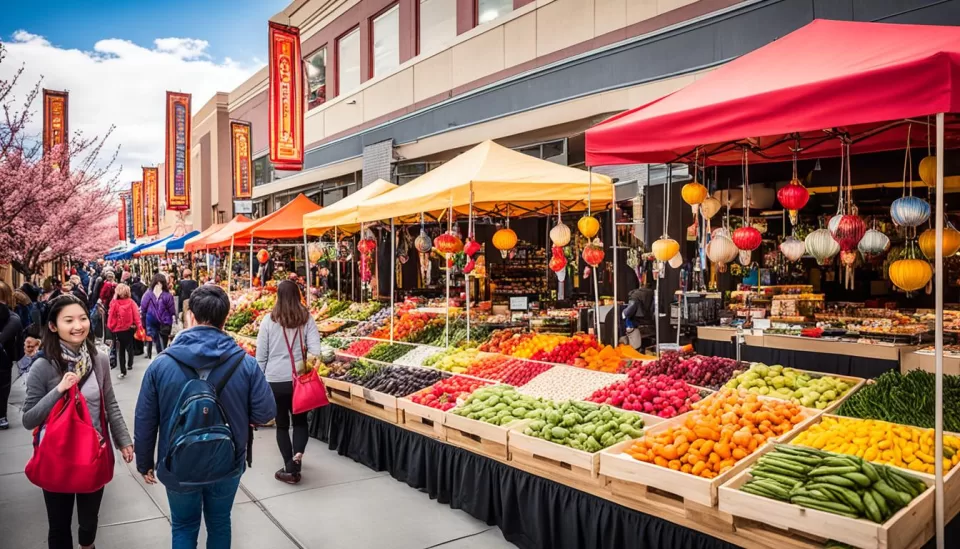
230;194;321;243
184;215;252;252
303;179;398;237
356;140;613;223
163;230;201;254
585;19;960;166
182;222;226;253
134;235;175;257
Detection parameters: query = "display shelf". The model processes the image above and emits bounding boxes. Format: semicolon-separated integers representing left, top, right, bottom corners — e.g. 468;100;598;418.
507;428;605;486
323;377;357;408
396;398;446;440
443;413;519;460
348;385;401;424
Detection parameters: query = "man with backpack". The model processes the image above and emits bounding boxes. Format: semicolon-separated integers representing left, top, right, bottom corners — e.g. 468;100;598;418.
134;285;276;548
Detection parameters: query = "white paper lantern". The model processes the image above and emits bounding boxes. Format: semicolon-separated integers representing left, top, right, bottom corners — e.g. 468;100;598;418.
707;235;738;266
805;228;840;265
668;252;683;269
780;237;805;262
828;215;842;236
858;229;890;256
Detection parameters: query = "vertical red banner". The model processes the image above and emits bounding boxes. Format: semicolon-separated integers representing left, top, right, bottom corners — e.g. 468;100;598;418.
165;92;192;210
144;167;160;236
268;22;304;171
132;181;145;238
231;121;254;199
43;89;69;168
118;195;127;242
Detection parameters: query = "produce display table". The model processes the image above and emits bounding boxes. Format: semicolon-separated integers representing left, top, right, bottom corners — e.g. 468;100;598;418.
900;350;960;375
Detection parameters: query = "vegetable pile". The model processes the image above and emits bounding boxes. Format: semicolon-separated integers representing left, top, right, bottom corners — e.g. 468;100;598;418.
322;337;349;349
724;363;853;409
520;401;645;452
370;311;433;341
423;347;482;373
624;390;807;478
837;369;960;431
790;416;960;474
517;367;626;402
338;301;382;320
740;445;928;523
347;307;393;337
329;359;382;385
358;365;447;396
408;376;492;411
364;342;415;363
342;339;379;357
464;355;553;386
393;345;443;367
586;373;702;418
451;385;549;426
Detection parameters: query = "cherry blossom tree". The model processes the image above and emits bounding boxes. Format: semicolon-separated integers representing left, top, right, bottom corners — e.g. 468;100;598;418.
0;41;122;276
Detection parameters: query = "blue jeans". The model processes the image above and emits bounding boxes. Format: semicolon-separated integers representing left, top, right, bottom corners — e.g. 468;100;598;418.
166;475;241;549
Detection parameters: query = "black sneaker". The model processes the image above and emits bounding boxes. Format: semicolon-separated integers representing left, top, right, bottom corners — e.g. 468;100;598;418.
0;418;8;430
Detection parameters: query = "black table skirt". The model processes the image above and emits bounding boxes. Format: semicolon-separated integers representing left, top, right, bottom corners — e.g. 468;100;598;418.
695;339;899;379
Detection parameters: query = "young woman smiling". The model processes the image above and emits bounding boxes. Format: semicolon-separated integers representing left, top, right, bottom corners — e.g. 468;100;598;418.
22;295;133;549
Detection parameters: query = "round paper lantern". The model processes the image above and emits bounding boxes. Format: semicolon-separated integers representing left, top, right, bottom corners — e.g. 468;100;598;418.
919;155;937;187
464;238;481;258
582;239;605;267
257;249;270;264
858;229;890;256
668;253;683;269
307;243;324;264
492;228;517;258
777;179;810;225
732;226;762;251
548;246;567;273
707;235;738;268
700;197;722;220
357;238;376;254
919;226;960;259
682;181;708;212
738;249;752;266
652;238;680;262
434;232;463;255
805;228;840;265
711;226;731;239
833;215;866;252
414;230;432;253
890;196;931;227
890;257;932;292
578;216;600;238
779;237;805;262
828;215;842;236
550;221;571;247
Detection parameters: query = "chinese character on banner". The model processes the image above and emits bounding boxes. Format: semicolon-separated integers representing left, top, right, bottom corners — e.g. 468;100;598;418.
118;196;127;242
132;181;145;238
165;92;192;210
144;167;160;236
231;121;253;199
268;22;304;171
43;89;69;168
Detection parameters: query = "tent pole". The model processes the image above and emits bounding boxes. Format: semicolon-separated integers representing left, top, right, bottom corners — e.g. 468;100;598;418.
228;237;235;291
353;235;358;304
303;229;311;306
935;112;945;549
446;199;452;348
390;218;396;344
466;189;473;345
588;167;600;338
249;237;254;289
611;205;618;347
335;227;340;299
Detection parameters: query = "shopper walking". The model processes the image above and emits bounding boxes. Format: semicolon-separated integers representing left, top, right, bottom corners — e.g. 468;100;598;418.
135;285;275;549
0;282;23;430
140;273;176;359
255;280;322;484
21;295;134;549
177;269;198;327
69;275;88;304
106;284;142;379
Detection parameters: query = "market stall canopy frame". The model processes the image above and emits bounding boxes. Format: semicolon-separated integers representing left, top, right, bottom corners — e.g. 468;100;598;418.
585;19;960;166
184;215;251;252
303;179;398;237
181;222;226;253
163;230;201;254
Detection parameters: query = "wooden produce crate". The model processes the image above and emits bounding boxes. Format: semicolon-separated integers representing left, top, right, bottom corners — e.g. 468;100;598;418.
718;464;935;549
443;413;519;460
348;385;400;424
397;398;446;440
722;367;864;416
323;377;356;408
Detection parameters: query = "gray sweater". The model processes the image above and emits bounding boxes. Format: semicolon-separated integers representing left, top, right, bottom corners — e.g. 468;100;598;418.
22;353;133;451
255;314;322;383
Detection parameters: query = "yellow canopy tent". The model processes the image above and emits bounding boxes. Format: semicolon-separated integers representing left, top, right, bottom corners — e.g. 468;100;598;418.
303;179;398;237
355;140;613;224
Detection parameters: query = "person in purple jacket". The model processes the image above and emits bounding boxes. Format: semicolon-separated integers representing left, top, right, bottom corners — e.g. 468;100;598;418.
140;273;177;359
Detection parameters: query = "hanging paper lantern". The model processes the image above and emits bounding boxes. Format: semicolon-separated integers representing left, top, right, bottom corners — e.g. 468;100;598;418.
464;238;481;258
805;228;840;265
700;197;721;220
652;238;680;262
357;238;376;254
257;249;270;264
463;258;476;274
777;180;810;225
548;246;567;273
582;239;605;267
919;226;960;259
307;243;324;264
707;235;738;270
833;215;866;252
414;230;432;253
711;226;731;239
919;155;937;187
738;249;752;266
732;226;762;251
578;216;600;238
827;215;842;236
858;229;890;256
550;221;571;247
780;237;805;262
669;253;683;269
492;228;517;258
890;196;931;227
434;232;463;255
890;245;933;292
682;180;708;214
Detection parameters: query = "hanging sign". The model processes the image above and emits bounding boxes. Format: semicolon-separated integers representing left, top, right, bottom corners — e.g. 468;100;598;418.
132;181;145;238
268;22;304;171
123;192;134;243
42;89;68;167
165;91;192;210
118;197;127;242
231;120;253;198
144;166;160;236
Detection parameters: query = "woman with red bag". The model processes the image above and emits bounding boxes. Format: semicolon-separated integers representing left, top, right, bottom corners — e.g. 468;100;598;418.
106;283;142;379
22;295;133;549
255;280;324;484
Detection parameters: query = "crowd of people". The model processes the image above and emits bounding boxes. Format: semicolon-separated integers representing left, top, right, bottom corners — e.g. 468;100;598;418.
0;260;326;549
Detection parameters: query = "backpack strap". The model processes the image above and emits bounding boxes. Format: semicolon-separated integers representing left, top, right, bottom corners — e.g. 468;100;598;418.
163;350;246;394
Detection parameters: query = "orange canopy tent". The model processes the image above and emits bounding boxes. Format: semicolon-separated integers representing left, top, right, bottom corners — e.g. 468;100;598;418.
183;215;251;253
181;222;225;253
229;193;321;244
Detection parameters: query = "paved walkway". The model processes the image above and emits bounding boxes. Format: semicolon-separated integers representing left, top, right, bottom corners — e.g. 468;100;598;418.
1;352;515;549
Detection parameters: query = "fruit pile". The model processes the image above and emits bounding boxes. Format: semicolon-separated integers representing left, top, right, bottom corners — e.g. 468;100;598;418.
451;385;550;426
322;360;351;379
837;369;960;431
724;363;853;409
405;319;446;344
348;307;393;337
639;350;692;378
577;345;626;372
740;446;927;523
423;348;482;373
624;389;807;478
464;355;553;386
642;354;739;390
520;401;645;452
790;416;960;474
517;367;626;402
478;329;534;355
370;311;433;341
586;373;702;418
342;339;378;357
237;340;256;357
529;334;601;365
359;365;447;397
364;342;415;363
408;376;492;411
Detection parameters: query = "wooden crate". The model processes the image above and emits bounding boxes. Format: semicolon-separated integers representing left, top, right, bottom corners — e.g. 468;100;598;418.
323;377;356;408
507;429;603;487
718;466;935;549
397;398;446;440
443;413;516;460
347;385;400;424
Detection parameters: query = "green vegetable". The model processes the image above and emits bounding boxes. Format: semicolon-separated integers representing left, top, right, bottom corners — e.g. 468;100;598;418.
862;491;883;523
837;369;960;430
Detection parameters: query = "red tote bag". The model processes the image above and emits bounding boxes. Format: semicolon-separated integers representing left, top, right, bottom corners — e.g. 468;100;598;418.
283;327;329;414
25;381;115;493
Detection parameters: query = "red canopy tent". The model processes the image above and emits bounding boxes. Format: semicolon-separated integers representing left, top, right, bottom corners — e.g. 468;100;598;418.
585;19;960;166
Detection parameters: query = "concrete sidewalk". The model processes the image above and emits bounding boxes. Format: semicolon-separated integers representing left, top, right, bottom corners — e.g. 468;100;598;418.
1;352;514;549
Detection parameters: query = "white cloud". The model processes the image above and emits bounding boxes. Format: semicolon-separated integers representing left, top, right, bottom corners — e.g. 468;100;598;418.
0;30;262;181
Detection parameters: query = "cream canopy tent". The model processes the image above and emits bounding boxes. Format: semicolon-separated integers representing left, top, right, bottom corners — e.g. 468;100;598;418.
303;179;398;237
355;140;613;224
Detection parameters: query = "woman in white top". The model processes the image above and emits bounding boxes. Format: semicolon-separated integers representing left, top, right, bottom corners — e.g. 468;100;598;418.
255;280;321;484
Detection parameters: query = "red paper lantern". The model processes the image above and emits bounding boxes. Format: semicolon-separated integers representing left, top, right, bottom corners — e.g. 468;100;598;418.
582;239;605;267
257;249;270;264
777;180;810;224
833;215;866;252
732;226;762;251
357;238;376;254
434;232;463;255
464;238;481;258
548;246;567;272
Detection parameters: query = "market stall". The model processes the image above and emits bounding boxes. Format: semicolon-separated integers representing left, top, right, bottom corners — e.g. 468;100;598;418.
160;230;200;255
184;215;252;285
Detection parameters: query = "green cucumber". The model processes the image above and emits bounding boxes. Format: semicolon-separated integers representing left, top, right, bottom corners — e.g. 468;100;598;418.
759;457;811;474
749;470;804;487
790;496;860;518
870;488;890;520
841;472;872;488
862;490;883;523
822;485;865;514
816;475;858;488
874;480;912;508
860;461;880;484
809;465;860;476
754;464;806;479
741;483;787;501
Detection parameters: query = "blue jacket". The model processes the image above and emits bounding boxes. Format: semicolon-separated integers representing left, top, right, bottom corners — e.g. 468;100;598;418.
134;326;276;491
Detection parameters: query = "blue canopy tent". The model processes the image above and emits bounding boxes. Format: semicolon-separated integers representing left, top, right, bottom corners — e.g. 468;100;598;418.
163;230;200;254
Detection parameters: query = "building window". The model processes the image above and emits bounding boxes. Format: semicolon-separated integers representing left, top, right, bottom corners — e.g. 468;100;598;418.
253;200;267;219
253;156;275;187
477;0;512;25
306;47;326;109
372;5;400;78
419;0;456;54
337;28;361;95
